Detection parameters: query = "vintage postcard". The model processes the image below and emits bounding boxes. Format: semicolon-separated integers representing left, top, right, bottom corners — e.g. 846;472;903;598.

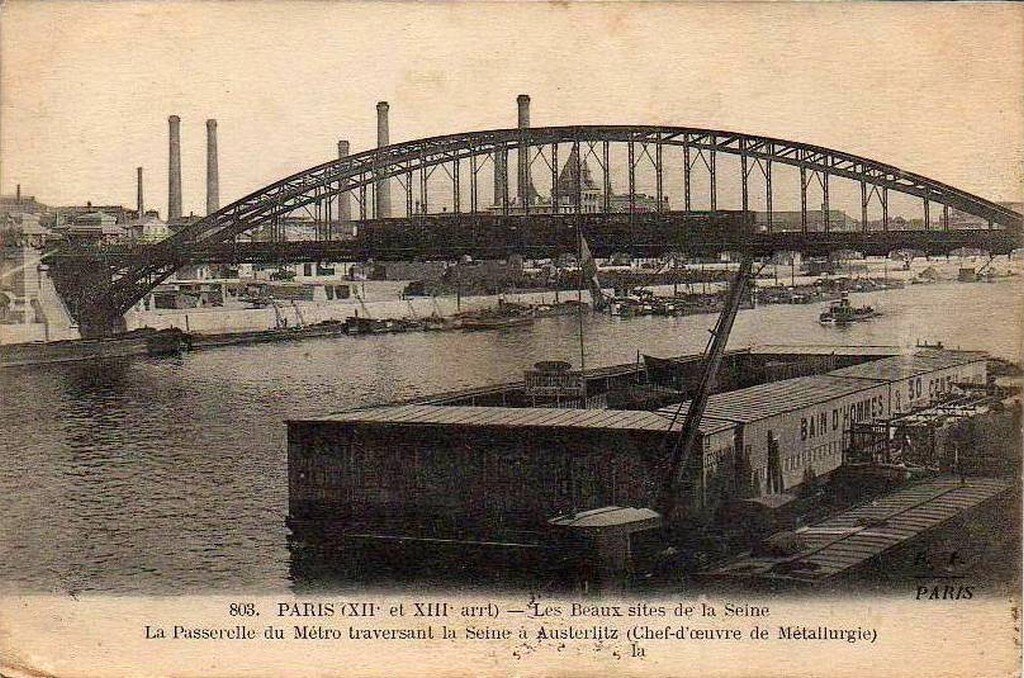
1;2;1021;676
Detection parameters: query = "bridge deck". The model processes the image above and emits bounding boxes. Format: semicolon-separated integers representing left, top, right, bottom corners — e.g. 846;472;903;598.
48;212;1022;267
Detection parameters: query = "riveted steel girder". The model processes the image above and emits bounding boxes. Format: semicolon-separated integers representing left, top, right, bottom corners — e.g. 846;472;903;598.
87;125;1021;317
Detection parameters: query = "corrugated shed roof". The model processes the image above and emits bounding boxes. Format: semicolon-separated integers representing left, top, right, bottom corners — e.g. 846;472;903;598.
306;405;737;436
706;477;1011;585
828;349;987;382
656;349;987;424
747;344;901;357
659;375;885;424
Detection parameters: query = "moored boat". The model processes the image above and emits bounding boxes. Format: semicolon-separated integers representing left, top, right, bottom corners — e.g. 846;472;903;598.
460;315;534;331
819;293;878;324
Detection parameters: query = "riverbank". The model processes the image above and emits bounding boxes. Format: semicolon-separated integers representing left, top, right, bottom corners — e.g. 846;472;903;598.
3;268;1021;368
1;254;1018;346
121;255;1021;335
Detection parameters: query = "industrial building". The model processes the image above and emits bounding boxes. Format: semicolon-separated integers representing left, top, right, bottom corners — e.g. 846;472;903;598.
287;346;992;548
288;405;737;538
658;375;893;507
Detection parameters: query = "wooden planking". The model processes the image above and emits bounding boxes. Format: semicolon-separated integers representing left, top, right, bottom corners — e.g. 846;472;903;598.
708;478;1012;584
312;404;735;435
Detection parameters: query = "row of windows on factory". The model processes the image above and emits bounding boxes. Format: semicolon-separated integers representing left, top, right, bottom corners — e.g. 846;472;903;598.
342;439;644;502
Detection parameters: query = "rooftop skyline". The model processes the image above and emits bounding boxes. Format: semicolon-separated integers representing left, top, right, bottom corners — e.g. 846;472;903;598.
2;2;1022;215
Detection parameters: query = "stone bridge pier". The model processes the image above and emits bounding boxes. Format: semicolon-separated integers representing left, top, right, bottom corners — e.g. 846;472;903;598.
46;253;128;338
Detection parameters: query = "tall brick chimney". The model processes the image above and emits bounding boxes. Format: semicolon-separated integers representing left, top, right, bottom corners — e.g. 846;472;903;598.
168;115;182;221
206;119;219;215
375;102;391;218
337;139;351;222
136;167;144;220
517;94;531;206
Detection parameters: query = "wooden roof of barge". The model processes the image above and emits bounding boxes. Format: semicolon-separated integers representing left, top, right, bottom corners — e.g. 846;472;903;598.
827;348;988;382
746;344;902;357
394;346;906;407
704;477;1012;586
301;404;737;436
655;349;989;424
658;375;891;424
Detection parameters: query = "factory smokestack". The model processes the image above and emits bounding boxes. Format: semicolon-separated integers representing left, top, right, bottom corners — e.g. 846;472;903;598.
206;119;219;215
136;167;144;221
517;94;531;206
375;101;391;218
337;140;351;222
168;115;182;221
517;93;531;129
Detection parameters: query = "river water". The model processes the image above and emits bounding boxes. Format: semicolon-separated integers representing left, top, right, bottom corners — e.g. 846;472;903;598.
0;280;1020;594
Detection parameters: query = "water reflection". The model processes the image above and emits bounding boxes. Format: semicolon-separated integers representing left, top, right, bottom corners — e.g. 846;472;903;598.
0;281;1020;594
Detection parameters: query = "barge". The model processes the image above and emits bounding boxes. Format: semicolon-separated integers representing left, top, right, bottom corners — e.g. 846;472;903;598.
286;344;1015;590
187;320;352;348
703;476;1017;589
0;327;187;368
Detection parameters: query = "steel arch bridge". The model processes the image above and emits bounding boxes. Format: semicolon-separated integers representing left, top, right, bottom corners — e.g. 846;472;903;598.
53;124;1023;336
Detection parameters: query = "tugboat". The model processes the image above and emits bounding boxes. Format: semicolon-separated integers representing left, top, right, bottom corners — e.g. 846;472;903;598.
818;292;878;325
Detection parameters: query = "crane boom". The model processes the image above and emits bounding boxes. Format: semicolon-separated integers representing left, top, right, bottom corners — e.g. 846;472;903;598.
657;253;756;522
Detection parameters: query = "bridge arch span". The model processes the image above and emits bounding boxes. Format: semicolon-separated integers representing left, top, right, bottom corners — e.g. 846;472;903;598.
62;125;1022;333
179;125;1020;248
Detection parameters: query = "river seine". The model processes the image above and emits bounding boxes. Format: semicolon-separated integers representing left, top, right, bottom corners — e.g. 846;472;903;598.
1;280;1020;594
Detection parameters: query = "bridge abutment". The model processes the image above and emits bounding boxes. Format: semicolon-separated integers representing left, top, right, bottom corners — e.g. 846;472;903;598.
47;253;129;338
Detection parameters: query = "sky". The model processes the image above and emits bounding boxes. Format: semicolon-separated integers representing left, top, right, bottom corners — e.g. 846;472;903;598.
2;1;1022;217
